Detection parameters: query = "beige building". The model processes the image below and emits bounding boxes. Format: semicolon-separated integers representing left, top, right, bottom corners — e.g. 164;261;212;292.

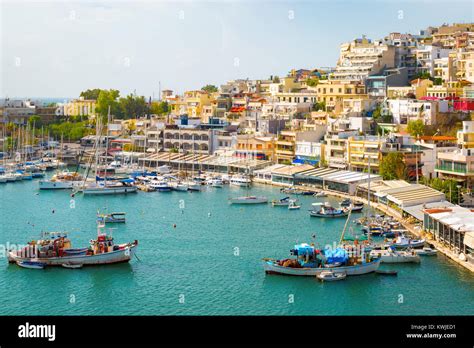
315;80;368;114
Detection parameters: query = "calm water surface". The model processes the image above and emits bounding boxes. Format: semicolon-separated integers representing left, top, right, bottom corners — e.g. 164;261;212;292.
0;178;473;315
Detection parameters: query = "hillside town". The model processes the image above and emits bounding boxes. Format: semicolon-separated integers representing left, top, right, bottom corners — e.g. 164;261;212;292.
2;22;474;271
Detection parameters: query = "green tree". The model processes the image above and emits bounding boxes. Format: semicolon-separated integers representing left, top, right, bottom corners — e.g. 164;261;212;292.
28;115;42;128
407;119;425;137
306;78;319;87
119;94;147;119
201;85;218;93
380;152;407;180
312;101;326;112
80;88;102;100
150;101;169;116
96;89;122;120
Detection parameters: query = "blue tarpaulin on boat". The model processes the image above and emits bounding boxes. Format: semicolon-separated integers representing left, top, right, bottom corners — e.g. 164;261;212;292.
324;247;348;264
292;156;319;166
121;178;135;183
293;243;315;255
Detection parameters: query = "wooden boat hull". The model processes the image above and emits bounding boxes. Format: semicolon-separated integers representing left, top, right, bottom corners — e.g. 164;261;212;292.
263;259;380;276
8;244;137;266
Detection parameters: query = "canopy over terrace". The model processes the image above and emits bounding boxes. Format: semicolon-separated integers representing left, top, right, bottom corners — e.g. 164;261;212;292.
138;152;271;173
295;167;381;194
384;184;446;208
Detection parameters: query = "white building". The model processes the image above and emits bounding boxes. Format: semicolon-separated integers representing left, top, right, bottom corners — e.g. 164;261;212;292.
387;99;449;125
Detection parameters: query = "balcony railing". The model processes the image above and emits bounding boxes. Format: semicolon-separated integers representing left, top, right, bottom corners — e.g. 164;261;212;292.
435;165;474;174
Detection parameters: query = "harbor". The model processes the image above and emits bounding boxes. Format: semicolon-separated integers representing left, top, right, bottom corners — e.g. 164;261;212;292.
0;174;473;315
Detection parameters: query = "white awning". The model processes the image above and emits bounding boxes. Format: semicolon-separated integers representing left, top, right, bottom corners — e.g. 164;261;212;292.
464;232;474;249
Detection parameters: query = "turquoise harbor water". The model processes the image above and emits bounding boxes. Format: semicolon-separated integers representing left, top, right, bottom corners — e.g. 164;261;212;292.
0;178;473;315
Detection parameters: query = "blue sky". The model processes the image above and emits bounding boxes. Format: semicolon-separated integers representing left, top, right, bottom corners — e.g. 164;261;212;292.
1;0;473;98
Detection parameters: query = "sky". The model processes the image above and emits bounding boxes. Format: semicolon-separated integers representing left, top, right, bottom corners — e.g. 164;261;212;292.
1;0;473;98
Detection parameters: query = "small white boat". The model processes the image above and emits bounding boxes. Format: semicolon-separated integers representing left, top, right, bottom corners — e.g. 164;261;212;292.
61;263;83;269
272;197;292;207
169;181;189;192
229;196;268;204
413;247;437;256
0;175;7;183
82;182;138;195
370;248;421;263
230;176;251;187
184;181;201;191
97;212;126;223
16;260;45;269
310;202;349;218
317;270;347;282
207;178;223;188
149;180;171;192
314;191;327;197
288;200;301;210
390;235;425;249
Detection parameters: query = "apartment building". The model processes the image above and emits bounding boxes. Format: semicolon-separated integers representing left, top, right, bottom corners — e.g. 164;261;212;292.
331;37;396;82
435;121;474;189
387;99;448;125
0;99;37;124
347;135;385;173
162;126;214;154
315;80;368;114
415;45;451;76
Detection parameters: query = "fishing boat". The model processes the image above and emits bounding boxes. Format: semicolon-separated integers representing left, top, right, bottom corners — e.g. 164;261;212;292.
310;202;349;218
229;196;268;204
97;212;126;223
413;247;437;256
271;196;292;207
317;270;347;282
149;180;171;192
230;175;251;187
16;260;45;269
348;203;364;213
369;247;420;263
39;171;84;190
288;200;301;210
8;225;138;267
389;235;425;249
263;243;380;276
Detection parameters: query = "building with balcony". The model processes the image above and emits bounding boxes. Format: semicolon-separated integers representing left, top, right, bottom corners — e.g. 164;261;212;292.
331;37;396;82
275;131;296;164
365;67;409;98
315;80;368;114
387;78;433;99
236;134;275;161
386;98;448;125
162;126;214;154
347;135;385;173
0;99;37;125
415;45;451;76
435;121;474;189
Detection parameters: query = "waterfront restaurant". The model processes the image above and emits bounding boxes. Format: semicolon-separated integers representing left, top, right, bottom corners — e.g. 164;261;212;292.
358;180;447;217
253;164;286;184
423;206;474;264
294;167;381;194
270;164;315;186
138;152;271;173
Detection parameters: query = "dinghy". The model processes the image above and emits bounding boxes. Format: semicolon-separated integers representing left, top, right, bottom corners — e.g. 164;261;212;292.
16;261;45;269
317;270;346;282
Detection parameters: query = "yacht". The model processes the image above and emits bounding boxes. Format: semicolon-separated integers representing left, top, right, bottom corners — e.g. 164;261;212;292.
230;175;251;187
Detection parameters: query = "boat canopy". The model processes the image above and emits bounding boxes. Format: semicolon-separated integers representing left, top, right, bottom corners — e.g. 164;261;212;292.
323;247;349;264
121;178;135;183
292;243;315;255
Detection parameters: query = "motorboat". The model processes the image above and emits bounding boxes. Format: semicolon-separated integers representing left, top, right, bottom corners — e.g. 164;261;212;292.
348;203;364;213
230;175;251;187
271;196;292;207
340;199;352;207
314;191;328;198
149;180;172;192
207;178;224;188
413;247;437;256
97;212;126;223
16;260;45;269
375;269;398;276
184;180;201;192
310;202;349;218
317;270;347;282
263;243;381;276
229;196;268;204
169;181;189;192
288;200;301;210
369;247;421;263
389;235;425;249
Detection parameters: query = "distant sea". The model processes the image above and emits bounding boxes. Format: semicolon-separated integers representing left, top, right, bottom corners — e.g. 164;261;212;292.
0;97;73;106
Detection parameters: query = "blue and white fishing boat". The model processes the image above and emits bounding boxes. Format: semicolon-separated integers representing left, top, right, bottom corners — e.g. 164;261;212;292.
263;243;380;276
97;212;126;223
310;202;349;218
16;260;46;269
271;196;292;207
389;235;425;249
